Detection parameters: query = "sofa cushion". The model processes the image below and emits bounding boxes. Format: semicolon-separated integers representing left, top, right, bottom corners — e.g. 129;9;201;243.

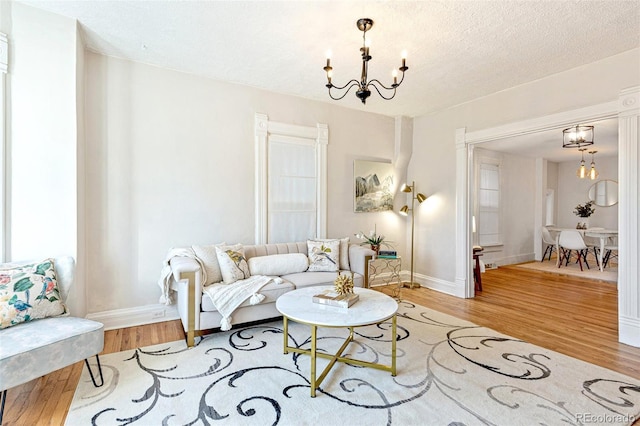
280;271;339;289
0;259;67;329
215;245;250;284
281;271;365;289
201;278;294;312
0;316;103;390
244;242;307;259
307;240;339;272
192;242;226;285
248;253;308;276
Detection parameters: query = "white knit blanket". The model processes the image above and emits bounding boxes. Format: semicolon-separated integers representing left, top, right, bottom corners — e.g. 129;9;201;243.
203;275;282;331
157;247;207;305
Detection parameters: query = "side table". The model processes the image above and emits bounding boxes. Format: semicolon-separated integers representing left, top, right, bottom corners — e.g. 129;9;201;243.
364;255;402;299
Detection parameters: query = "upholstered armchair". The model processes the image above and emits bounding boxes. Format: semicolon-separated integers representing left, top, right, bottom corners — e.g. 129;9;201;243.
0;257;105;422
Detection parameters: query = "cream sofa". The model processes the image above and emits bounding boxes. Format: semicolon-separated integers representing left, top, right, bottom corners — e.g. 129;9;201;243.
169;241;374;347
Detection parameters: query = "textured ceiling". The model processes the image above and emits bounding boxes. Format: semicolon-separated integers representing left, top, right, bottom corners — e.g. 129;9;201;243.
19;0;640;119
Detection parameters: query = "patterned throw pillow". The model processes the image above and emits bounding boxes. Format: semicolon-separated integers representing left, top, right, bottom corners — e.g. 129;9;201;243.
215;245;251;284
0;259;67;329
307;239;340;272
313;237;350;270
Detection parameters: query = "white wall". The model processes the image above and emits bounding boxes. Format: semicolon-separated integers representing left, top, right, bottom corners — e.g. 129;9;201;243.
546;161;559;225
84;52;403;313
473;148;536;266
412;48;640;286
3;3;85;314
556;155;618;229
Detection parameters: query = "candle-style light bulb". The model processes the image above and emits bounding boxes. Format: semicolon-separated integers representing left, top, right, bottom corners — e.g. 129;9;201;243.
392;69;398;85
401;50;407;68
326;50;331;67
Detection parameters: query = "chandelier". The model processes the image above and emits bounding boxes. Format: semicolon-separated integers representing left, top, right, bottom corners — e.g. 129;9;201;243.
562;124;594;148
323;18;408;104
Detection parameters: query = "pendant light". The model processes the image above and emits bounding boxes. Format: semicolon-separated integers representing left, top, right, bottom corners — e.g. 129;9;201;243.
576;148;587;179
588;150;599;180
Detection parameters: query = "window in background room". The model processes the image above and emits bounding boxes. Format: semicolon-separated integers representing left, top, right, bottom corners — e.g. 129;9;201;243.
477;159;502;246
545;189;555;226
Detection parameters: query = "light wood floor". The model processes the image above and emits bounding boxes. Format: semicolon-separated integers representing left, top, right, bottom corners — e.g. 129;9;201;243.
4;265;640;425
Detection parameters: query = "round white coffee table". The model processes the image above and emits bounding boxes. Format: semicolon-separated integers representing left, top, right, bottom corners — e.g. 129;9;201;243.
276;286;398;397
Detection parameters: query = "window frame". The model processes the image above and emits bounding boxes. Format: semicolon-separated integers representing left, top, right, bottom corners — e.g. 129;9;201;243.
475;156;503;248
254;113;328;244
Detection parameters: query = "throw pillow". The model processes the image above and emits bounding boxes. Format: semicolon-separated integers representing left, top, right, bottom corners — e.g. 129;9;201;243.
248;253;308;276
192;242;226;285
215;245;251;284
0;259;67;329
313;237;350;270
307;239;340;272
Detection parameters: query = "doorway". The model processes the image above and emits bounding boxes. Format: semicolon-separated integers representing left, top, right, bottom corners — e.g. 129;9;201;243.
455;90;640;347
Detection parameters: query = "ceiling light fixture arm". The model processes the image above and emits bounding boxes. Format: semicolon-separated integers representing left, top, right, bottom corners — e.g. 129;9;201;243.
326;80;360;101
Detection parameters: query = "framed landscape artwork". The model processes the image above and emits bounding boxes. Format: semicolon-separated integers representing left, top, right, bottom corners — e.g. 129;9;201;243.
354;160;394;212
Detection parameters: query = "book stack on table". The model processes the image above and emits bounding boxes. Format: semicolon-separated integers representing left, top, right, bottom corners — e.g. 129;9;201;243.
312;289;359;308
376;250;397;259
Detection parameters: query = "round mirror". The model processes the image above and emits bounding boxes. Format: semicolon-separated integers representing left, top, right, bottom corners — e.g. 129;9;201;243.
588;180;618;207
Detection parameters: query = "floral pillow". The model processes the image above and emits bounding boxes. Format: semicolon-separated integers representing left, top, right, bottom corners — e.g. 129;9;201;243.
307;239;340;272
0;259;67;329
215;245;251;284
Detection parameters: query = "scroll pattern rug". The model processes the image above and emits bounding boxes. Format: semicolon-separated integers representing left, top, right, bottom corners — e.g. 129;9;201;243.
67;301;639;425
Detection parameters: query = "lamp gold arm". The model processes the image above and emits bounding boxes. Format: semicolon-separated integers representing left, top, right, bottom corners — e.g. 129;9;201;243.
399;180;426;289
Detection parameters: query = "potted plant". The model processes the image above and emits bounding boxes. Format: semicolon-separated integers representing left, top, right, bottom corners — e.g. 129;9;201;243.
573;201;595;229
354;225;393;254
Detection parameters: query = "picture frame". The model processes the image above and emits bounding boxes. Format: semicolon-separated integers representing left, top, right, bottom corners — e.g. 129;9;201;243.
354;160;394;212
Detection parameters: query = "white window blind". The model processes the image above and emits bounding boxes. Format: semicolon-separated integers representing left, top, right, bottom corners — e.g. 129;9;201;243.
268;139;317;243
478;162;501;246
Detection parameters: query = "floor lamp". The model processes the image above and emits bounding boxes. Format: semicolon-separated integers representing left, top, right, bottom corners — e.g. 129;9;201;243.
399;181;427;289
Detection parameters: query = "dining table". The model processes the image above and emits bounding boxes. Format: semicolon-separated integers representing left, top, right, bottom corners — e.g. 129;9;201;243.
547;227;618;272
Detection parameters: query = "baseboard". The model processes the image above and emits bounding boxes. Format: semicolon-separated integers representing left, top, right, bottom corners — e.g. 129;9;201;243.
400;271;463;297
619;315;640;348
492;252;536;267
86;304;180;331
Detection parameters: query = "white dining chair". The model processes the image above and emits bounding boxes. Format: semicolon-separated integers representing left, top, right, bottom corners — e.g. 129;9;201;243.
603;236;618;269
541;227;557;262
558;230;590;271
583;227;604;268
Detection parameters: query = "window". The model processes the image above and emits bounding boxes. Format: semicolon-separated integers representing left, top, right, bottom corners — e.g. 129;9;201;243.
254;114;328;244
268;137;317;243
477;159;502;246
0;32;6;261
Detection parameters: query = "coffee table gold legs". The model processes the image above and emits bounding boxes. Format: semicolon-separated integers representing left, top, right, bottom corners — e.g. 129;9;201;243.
310;325;317;397
391;314;397;376
283;316;289;354
281;315;398;397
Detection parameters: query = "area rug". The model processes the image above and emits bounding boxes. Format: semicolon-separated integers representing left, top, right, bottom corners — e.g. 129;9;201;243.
67;302;639;425
514;258;617;283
